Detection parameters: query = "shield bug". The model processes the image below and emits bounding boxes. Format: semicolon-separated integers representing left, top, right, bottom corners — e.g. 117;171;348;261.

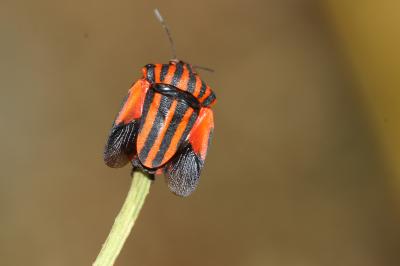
104;9;216;197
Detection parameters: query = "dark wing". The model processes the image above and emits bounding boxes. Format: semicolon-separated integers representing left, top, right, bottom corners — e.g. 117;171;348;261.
164;107;214;196
104;79;150;168
164;144;203;197
104;121;139;168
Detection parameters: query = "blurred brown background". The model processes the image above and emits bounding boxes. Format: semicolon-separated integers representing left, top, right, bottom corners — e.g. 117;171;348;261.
1;0;400;265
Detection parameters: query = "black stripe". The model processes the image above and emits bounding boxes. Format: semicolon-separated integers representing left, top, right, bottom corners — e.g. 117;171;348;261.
136;89;155;160
140;89;155;128
197;80;207;99
135;89;154;160
171;63;183;87
202;92;216;106
186;64;194;73
187;74;196;93
152;101;190;167
139;95;173;163
160;64;169;82
146;65;155;83
175;111;198;152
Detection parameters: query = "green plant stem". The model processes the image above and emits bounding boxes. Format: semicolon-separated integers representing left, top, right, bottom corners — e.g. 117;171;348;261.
93;171;152;266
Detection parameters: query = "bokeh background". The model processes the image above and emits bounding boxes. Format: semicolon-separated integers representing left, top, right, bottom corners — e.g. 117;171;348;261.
1;1;400;265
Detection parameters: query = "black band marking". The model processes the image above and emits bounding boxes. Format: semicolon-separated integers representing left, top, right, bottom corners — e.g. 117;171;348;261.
175;111;198;152
160;64;169;82
140;89;155;129
197;80;207;99
187;74;196;93
152;101;190;167
202;92;216;106
146;65;155;83
171;63;183;87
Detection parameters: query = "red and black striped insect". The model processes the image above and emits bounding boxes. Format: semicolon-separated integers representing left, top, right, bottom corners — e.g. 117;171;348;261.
104;10;216;196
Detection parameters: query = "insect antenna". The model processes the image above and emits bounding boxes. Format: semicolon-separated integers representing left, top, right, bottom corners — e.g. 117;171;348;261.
154;9;177;60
